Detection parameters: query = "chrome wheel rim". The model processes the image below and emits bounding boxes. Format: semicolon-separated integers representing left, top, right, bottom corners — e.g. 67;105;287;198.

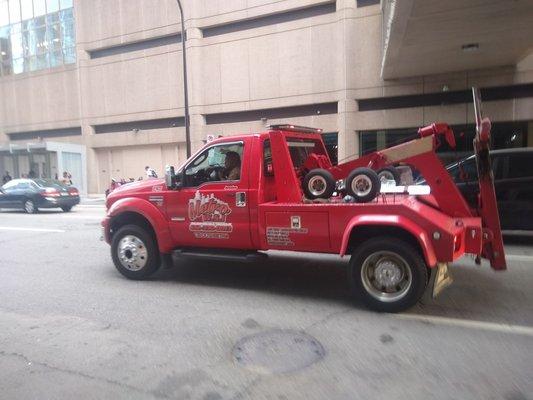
308;176;327;197
351;175;372;197
118;235;148;271
25;201;34;213
360;251;412;302
378;171;395;183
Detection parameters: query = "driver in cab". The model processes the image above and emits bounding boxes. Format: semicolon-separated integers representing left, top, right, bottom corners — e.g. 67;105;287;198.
218;151;241;181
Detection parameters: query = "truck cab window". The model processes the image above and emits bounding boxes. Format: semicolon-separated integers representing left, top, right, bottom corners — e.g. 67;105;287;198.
184;142;243;187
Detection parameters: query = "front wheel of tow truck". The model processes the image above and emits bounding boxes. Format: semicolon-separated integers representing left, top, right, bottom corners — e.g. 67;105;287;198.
302;169;336;199
349;237;428;312
111;224;160;280
346;168;381;203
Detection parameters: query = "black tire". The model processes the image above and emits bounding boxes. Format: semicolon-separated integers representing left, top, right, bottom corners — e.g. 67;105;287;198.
111;224;160;280
377;166;401;185
61;206;73;212
302;169;336;199
348;236;428;313
345;168;380;203
24;199;38;214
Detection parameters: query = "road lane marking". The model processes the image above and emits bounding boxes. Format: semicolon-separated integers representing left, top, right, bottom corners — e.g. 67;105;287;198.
394;313;533;337
0;227;65;233
0;214;102;220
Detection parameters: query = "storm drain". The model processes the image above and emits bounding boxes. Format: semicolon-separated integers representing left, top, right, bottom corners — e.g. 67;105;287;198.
232;329;325;374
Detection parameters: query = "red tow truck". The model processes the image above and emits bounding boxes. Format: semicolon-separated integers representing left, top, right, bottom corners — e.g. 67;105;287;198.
102;89;506;312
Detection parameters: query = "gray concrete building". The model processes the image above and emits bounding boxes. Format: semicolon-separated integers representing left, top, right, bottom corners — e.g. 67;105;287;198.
1;0;533;195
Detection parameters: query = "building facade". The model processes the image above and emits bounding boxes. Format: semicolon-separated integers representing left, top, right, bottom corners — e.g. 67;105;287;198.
1;0;533;195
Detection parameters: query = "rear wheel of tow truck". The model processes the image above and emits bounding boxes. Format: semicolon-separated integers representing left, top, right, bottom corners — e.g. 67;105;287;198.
349;237;428;313
377;166;401;185
111;224;160;280
302;169;336;199
346;168;381;203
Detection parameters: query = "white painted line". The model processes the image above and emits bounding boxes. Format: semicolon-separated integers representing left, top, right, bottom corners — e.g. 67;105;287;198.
0;226;65;233
0;213;102;220
394;313;533;337
506;254;533;262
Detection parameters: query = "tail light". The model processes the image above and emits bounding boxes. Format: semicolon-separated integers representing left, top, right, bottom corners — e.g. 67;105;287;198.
68;188;79;196
42;188;61;197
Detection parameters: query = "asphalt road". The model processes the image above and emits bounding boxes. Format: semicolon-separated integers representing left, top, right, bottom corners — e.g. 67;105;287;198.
0;205;532;400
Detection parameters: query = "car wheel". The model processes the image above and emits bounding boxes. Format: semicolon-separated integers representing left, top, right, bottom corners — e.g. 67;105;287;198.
345;168;381;203
302;169;336;199
24;199;37;214
61;206;72;212
349;236;428;313
111;224;160;280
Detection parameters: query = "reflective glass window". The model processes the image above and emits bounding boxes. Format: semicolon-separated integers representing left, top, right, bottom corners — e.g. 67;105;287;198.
10;28;22;58
46;0;58;12
59;0;71;9
0;0;74;75
8;0;21;23
20;0;32;20
0;0;9;26
33;0;46;17
12;56;22;72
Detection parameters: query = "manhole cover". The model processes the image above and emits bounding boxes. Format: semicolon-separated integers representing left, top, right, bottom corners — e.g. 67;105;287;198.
232;329;325;374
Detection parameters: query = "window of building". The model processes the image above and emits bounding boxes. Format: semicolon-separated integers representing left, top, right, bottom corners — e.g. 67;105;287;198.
359;121;529;166
322;132;338;165
0;0;75;76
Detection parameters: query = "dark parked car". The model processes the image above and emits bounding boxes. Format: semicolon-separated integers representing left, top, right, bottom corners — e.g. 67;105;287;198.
0;178;80;213
422;148;533;231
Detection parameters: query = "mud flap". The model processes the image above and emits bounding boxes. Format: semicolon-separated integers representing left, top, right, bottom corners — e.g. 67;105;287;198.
431;262;453;299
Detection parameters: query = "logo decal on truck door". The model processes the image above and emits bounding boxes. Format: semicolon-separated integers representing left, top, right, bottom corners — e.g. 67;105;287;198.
188;191;233;239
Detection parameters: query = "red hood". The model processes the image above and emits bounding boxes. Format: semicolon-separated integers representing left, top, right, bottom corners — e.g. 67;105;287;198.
107;178;165;206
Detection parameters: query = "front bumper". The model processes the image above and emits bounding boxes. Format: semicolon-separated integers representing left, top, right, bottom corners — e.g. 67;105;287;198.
101;217;111;244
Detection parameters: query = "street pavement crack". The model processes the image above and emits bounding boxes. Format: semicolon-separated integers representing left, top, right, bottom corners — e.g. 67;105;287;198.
0;350;172;399
304;307;354;331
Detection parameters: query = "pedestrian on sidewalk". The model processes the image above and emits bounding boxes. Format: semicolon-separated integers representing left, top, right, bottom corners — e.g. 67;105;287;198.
145;166;158;179
2;171;12;184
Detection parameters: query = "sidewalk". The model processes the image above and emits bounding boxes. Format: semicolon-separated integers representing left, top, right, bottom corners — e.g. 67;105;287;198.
80;195;105;205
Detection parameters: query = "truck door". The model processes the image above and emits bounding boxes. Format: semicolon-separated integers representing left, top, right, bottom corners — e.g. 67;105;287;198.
165;140;253;249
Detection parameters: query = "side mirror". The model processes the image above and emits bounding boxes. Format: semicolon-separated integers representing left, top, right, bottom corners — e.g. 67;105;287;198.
165;165;182;189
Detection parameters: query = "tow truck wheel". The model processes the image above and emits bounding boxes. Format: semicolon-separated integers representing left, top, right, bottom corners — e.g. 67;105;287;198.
111;224;160;280
346;168;380;203
349;237;428;312
377;167;401;185
303;169;335;199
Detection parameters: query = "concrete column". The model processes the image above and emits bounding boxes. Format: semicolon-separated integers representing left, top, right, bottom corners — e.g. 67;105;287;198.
337;99;359;162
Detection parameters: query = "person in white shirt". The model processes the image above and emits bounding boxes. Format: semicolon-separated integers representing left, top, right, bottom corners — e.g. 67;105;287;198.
145;166;158;179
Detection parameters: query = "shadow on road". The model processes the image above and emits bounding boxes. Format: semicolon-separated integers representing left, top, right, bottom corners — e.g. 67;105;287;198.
152;250;533;326
157;252;354;306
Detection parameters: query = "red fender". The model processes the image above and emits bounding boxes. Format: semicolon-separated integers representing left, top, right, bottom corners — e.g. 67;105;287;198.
339;214;437;267
107;197;174;253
